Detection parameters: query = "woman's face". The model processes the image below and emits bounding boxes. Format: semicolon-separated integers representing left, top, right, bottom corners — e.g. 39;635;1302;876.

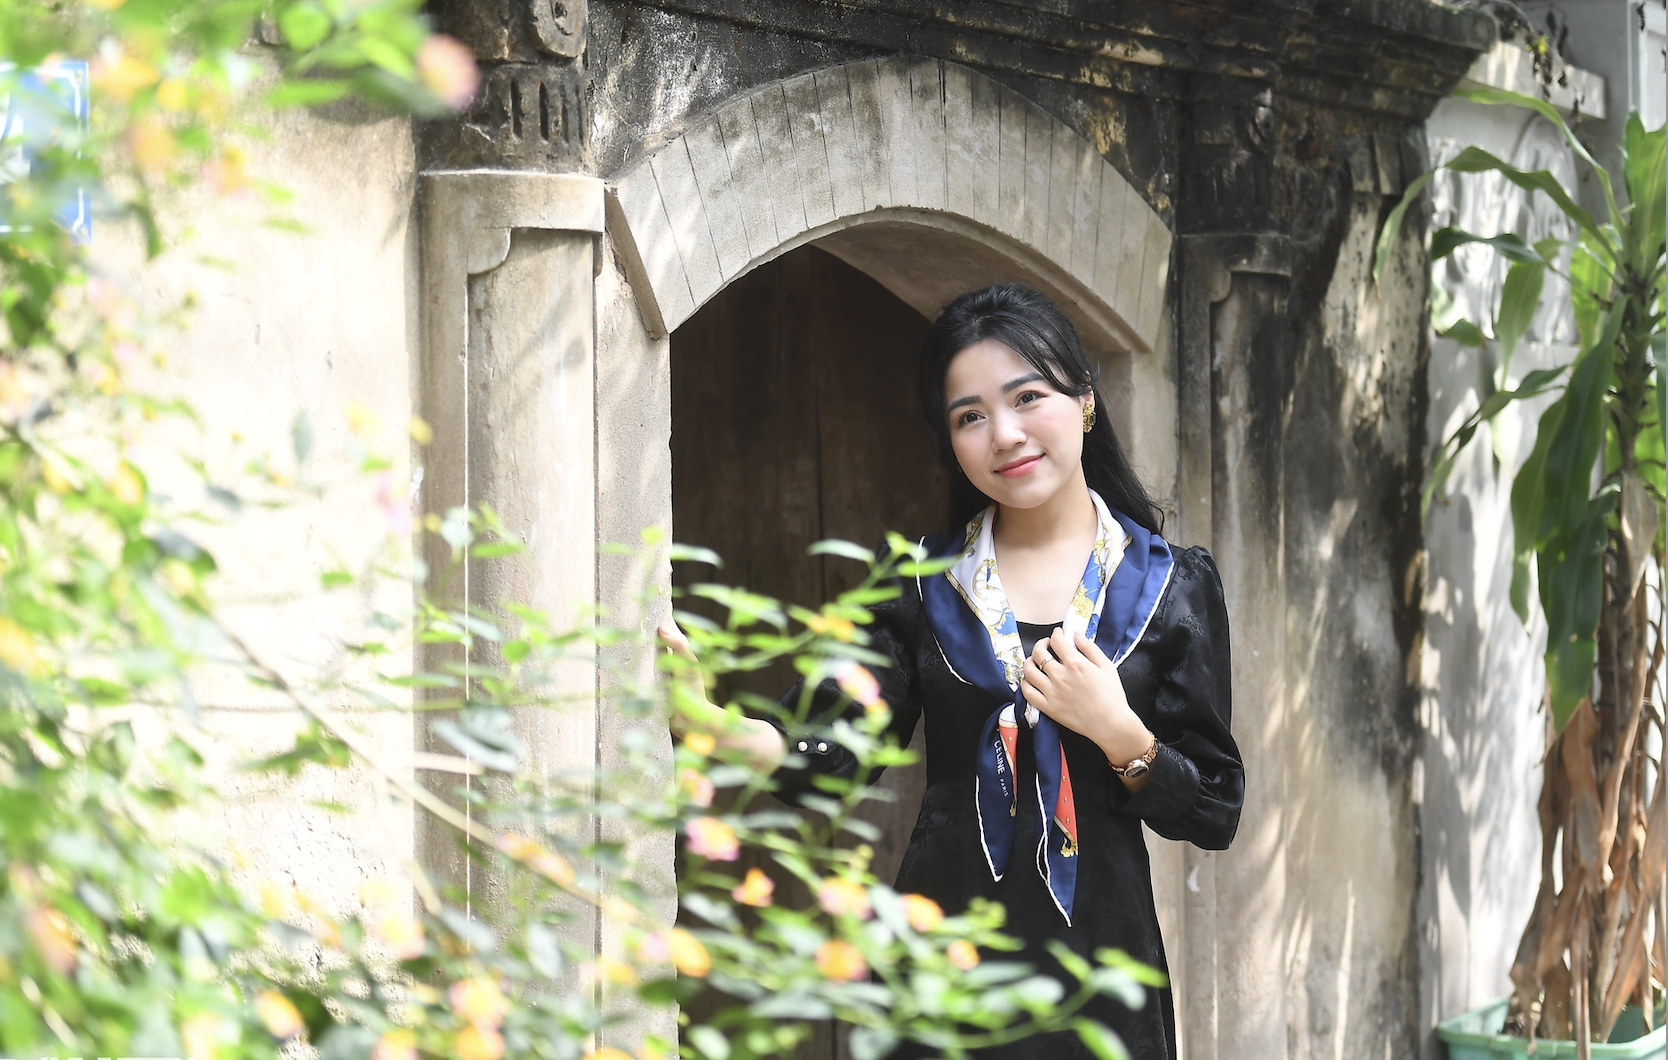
942;338;1089;511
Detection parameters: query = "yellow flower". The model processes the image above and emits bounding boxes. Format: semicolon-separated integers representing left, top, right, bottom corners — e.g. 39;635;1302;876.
815;939;867;981
496;832;576;888
816;878;871;920
409;417;434;444
448;977;507;1029
668;928;710;978
92;49;158;101
181;1013;225;1060
900;893;944;933
601;895;639;924
108;462;144;506
368;908;425;960
946;939;981;970
155;78;188;111
596;956;636;984
0;618;42;677
582;1049;635;1060
454;1024;505;1060
204;144;249;196
371;1029;416;1060
346;400;382;439
255;991;304;1039
685;817;738;861
683;731;716;756
730;867;774;908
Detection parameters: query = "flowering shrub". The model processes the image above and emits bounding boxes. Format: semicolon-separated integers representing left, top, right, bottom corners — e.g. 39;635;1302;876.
0;3;1158;1059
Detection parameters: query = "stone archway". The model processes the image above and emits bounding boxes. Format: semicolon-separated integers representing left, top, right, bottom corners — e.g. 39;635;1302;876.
416;54;1180;1057
605;56;1171;358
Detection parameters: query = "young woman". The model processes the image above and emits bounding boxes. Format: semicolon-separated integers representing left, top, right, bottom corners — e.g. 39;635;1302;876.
660;283;1243;1060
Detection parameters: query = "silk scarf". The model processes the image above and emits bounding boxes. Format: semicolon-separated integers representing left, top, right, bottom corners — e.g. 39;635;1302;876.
945;490;1128;924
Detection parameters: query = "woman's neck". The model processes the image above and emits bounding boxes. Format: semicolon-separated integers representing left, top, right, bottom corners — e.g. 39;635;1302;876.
991;472;1097;550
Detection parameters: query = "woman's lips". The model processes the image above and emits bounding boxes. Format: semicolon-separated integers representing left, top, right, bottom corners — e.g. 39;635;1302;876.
995;454;1043;478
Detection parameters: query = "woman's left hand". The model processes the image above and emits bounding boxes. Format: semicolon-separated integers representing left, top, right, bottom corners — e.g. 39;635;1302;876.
1020;630;1154;779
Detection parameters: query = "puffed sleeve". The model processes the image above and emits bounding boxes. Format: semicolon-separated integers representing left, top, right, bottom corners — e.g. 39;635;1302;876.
1109;546;1243;849
764;575;925;806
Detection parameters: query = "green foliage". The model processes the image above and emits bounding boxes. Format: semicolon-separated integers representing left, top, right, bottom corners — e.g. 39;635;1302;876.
1377;94;1667;730
0;11;1150;1060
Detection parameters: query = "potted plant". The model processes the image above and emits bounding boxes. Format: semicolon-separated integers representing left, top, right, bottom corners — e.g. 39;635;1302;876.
1376;88;1665;1059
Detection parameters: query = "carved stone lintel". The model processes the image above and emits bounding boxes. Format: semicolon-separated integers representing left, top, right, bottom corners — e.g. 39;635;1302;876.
531;0;587;58
441;63;588;168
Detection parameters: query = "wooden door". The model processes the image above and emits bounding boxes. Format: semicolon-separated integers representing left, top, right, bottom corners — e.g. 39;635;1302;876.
671;245;948;1060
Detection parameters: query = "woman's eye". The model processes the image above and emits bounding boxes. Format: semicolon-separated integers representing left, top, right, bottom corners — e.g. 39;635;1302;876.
956;410;982;427
1016;391;1042;406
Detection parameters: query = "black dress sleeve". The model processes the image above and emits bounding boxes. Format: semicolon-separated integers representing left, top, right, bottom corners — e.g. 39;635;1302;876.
764;575;926;806
1109;546;1243;849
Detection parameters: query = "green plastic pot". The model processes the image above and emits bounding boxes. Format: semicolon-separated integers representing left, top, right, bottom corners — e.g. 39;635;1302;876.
1439;999;1665;1059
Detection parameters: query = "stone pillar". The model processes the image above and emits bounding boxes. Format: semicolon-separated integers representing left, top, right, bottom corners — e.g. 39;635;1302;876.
416;170;605;919
1175;73;1293;1060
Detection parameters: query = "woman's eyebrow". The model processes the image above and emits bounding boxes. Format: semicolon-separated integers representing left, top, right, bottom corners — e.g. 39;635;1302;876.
1001;372;1046;393
947;393;981;413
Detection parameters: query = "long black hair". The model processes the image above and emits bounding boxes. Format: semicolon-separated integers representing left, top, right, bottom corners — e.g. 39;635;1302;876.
917;282;1163;535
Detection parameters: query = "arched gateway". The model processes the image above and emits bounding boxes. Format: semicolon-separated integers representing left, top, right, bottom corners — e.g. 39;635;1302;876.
415;54;1177;1057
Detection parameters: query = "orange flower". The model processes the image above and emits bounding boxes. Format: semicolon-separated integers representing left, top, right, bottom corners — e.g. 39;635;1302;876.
815;939;868;981
449;977;507;1029
900;893;944;933
371;1029;417;1060
834;663;882;706
683;731;716;756
946;939;980;970
731;867;775;907
668;928;711;978
817;878;871;919
685;817;738;861
678;767;715;808
805;612;857;641
92;49;158;101
454;1024;505;1060
129;122;176;172
255;991;304;1039
417;34;481;111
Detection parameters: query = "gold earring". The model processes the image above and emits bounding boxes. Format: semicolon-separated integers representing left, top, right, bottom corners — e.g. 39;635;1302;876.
1082;400;1095;433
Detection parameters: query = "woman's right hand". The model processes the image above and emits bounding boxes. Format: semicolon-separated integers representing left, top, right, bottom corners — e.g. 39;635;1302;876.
657;618;786;773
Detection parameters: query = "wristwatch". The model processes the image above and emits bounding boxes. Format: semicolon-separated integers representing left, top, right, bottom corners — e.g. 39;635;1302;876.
1111;735;1160;779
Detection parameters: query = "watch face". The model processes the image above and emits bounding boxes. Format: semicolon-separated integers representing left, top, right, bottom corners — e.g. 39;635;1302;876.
1124;760;1150;779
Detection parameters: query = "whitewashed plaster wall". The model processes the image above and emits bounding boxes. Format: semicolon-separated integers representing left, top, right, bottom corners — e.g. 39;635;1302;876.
93;98;422;923
1416;56;1593;1056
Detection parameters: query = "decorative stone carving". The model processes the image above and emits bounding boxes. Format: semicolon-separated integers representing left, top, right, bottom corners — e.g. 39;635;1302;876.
530;0;587;58
454;63;588;164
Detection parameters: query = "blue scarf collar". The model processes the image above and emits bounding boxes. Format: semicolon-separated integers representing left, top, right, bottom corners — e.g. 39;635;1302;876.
917;502;1175;923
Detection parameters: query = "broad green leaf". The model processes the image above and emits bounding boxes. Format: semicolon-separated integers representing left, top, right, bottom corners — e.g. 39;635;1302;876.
1510;399;1566;622
808;539;875;564
1621;113;1666;276
1430;227;1544;264
1455;84;1621;231
278;1;333;49
1541;488;1616;730
1073;1020;1130;1060
1570;236;1614;350
1424;365;1568;516
1495;256;1547;373
1431;282;1487;347
1372;169;1437;284
1539;305;1623;541
1446;147;1615;264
